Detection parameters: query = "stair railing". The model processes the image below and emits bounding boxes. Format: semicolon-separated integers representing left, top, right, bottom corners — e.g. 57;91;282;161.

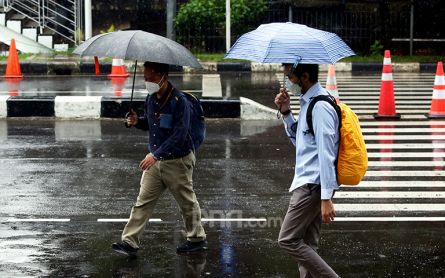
1;0;82;45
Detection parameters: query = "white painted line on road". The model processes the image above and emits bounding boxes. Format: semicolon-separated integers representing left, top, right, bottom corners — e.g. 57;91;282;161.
335;204;445;212
351;181;445;188
360;121;445;126
202;218;267;222
97;218;162;222
335;191;445;199
368;161;445;167
6;218;71;222
368;152;445;158
366;144;445;149
335;217;445;222
365;171;445;177
363;128;445;133
364;135;445;140
96;218;268;223
352;105;431;109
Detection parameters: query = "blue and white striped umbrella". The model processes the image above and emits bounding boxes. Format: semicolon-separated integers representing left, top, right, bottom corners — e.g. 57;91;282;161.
225;22;355;64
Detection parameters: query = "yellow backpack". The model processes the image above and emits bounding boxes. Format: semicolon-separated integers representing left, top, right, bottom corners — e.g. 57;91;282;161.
306;95;368;185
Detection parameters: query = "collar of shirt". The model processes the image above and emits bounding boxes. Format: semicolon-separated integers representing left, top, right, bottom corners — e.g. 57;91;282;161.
300;82;323;106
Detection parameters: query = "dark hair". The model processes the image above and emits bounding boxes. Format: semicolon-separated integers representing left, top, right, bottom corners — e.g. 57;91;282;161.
143;61;169;75
292;64;319;83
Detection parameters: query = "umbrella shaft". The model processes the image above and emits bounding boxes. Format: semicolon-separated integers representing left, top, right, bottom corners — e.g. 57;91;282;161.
129;60;138;110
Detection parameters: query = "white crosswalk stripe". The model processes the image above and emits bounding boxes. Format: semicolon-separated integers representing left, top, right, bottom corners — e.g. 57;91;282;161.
276;72;445;221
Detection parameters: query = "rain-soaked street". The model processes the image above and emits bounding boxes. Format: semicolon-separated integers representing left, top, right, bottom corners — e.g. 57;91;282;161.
1;71;445;277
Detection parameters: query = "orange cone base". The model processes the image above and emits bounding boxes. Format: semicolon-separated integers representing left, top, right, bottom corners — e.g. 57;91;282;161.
108;73;129;78
373;113;401;120
4;74;23;78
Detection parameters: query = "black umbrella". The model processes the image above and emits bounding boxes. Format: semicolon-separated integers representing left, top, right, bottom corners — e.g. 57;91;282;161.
74;30;202;126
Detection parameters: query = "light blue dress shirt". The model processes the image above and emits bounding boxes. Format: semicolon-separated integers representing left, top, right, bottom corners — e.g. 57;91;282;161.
283;82;340;199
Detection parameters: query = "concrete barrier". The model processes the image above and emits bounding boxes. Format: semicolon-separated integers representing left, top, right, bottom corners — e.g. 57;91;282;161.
202;74;223;97
240;97;276;120
0;96;8;118
55;96;102;118
3;96;280;120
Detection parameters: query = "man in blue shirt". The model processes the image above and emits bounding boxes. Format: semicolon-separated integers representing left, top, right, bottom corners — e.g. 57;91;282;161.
275;63;340;277
112;61;207;257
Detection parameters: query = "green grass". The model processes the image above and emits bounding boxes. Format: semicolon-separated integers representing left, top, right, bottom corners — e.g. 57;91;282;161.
0;53;36;61
194;53;247;62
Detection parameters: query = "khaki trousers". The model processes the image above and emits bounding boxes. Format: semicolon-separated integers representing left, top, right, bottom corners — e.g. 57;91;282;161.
122;152;206;248
278;184;338;278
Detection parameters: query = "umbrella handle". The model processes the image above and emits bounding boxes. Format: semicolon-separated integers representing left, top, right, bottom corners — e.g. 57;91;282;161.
125;60;138;128
124;111;132;128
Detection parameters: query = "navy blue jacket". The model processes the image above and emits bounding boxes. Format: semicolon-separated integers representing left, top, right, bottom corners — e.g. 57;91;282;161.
135;82;193;160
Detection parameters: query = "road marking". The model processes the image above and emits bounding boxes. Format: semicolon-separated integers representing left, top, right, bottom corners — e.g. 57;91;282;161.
364;171;445;177
368;161;445;167
97;218;162;222
366;144;445;149
364;135;445;140
6;218;71;222
352;181;445;187
202;218;267;222
335;204;445;211
360;121;445;126
335;191;445;198
368;152;445;158
334;217;445;222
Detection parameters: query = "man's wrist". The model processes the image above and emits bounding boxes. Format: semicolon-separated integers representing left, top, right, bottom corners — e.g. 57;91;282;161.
281;109;291;116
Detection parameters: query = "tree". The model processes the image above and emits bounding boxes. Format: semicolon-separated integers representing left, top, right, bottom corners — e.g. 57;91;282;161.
175;0;267;52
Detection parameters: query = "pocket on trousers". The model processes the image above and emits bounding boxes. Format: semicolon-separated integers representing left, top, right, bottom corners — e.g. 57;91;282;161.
289;185;312;207
181;155;193;170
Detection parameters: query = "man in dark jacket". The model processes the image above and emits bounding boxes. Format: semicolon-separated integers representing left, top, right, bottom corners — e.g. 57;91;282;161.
112;61;207;257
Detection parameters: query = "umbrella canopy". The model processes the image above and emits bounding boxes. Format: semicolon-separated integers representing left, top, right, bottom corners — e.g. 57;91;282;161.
74;30;202;68
225;22;355;64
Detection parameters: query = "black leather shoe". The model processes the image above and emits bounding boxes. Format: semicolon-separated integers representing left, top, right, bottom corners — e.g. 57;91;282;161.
112;241;139;257
176;240;208;253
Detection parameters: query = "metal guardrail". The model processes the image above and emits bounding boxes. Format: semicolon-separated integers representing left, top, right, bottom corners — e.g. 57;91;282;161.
0;0;82;45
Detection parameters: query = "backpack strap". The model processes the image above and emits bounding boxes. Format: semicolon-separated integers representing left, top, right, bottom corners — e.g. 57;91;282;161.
306;95;341;136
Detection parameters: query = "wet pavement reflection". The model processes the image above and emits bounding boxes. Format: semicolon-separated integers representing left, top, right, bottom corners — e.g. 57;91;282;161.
1;118;444;277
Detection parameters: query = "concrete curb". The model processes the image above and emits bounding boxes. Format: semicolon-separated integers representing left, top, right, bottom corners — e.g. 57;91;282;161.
0;96;274;119
0;61;438;74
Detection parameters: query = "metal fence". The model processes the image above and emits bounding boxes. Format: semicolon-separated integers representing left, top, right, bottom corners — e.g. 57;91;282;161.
176;1;418;55
1;0;82;45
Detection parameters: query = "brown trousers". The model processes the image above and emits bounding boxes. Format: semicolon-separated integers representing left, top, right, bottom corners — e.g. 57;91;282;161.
122;152;206;248
278;184;338;278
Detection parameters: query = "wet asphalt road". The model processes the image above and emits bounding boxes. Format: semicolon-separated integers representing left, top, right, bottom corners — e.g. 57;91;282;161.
1;118;445;277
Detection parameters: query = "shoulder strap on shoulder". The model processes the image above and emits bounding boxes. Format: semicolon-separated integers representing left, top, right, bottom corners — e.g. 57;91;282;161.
306;95;341;136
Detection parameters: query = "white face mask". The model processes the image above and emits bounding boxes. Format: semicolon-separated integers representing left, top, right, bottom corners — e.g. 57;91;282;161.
145;75;165;95
145;81;160;95
285;78;302;95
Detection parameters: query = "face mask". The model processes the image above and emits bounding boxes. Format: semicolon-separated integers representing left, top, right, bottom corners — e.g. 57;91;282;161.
145;75;165;95
285;78;301;95
145;81;160;95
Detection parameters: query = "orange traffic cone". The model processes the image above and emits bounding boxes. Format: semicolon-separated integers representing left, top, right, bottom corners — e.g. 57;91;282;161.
427;61;445;119
374;50;400;120
4;38;23;78
94;56;101;75
108;58;129;78
326;64;339;102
